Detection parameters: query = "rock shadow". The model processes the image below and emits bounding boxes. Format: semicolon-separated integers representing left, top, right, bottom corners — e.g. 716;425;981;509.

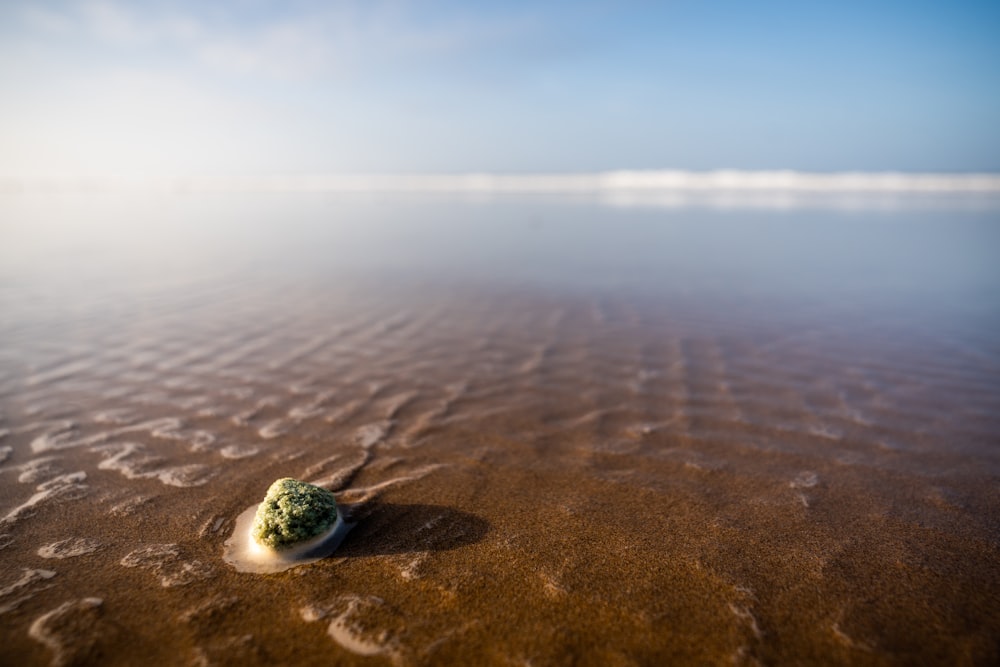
336;502;489;557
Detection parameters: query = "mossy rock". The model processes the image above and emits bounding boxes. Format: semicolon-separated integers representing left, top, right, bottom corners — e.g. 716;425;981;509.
251;478;338;550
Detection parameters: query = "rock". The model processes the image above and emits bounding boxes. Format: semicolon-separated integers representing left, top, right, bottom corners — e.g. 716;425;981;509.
250;478;338;550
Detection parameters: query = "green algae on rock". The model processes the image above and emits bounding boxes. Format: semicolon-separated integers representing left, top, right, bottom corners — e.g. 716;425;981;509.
250;478;338;550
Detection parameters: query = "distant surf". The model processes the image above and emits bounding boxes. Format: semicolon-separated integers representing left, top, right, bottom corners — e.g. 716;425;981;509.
4;169;1000;194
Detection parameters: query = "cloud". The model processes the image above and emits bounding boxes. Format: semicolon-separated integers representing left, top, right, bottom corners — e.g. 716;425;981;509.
15;1;209;57
11;1;542;81
196;20;334;80
81;0;152;43
20;5;73;33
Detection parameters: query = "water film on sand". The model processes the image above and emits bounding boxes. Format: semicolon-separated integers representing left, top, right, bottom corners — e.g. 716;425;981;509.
0;192;998;665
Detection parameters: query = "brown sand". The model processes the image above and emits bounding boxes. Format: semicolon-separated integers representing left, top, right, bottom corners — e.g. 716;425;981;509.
2;191;1000;665
1;277;998;666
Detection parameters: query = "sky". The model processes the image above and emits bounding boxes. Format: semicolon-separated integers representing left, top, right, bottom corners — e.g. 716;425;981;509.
0;0;998;178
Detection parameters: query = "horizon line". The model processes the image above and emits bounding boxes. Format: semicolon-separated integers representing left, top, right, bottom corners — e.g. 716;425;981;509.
3;170;1000;194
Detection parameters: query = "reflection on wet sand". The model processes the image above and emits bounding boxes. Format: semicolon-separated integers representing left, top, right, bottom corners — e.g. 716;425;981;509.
0;193;998;665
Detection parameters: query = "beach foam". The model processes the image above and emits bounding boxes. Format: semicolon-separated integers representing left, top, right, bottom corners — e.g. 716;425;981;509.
1;472;88;528
37;538;102;559
93;443;215;487
120;544;214;587
300;596;403;662
0;569;57;615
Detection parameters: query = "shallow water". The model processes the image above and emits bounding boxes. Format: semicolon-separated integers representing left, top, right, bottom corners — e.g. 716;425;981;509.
1;192;998;665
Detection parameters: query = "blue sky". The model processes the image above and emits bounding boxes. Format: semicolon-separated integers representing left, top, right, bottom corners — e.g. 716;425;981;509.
1;0;997;177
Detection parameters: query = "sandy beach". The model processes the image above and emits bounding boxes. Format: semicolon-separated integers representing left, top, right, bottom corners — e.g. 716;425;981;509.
1;192;998;665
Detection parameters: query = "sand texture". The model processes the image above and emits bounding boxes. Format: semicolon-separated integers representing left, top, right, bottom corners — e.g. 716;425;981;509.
1;193;998;665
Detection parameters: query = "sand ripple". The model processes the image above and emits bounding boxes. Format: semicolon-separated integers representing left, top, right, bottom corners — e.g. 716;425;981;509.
28;598;105;667
37;538;102;560
1;240;998;663
0;569;57;615
120;544;214;587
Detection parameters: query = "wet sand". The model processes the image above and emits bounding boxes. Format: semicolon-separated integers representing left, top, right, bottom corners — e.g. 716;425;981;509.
1;193;999;665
